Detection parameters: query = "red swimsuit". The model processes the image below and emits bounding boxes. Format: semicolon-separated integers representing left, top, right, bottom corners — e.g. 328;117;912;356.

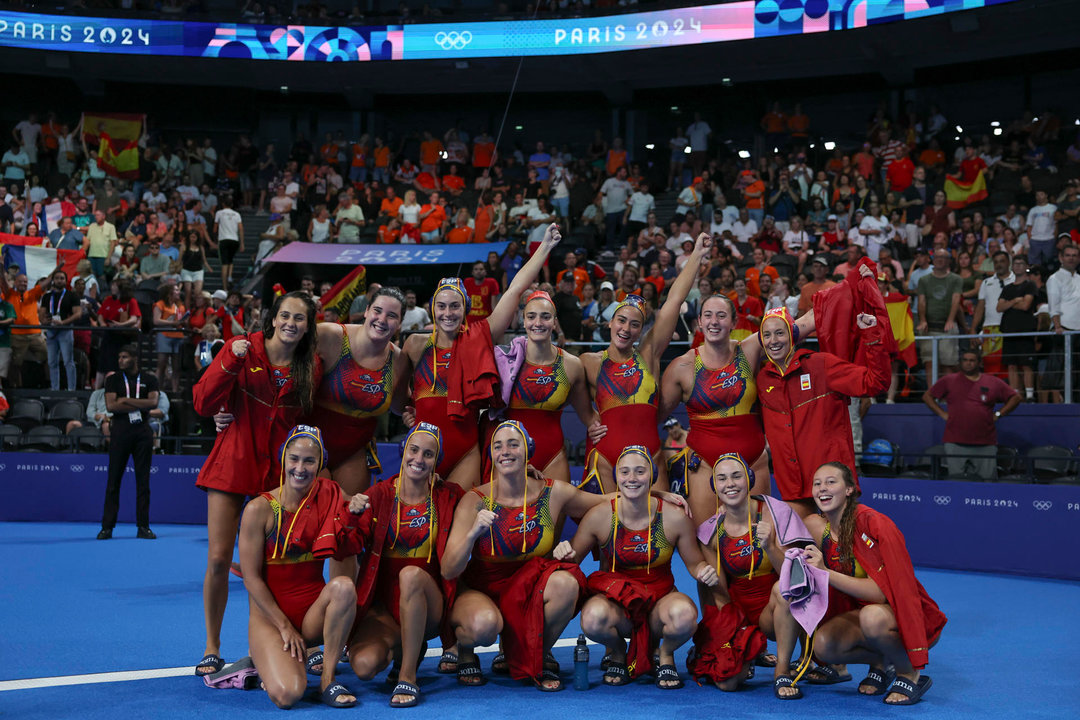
412;338;480;476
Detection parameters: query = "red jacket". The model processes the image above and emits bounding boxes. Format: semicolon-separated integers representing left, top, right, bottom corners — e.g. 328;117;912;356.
354;477;463;648
445;318;500;420
853;505;947;669
194;332;322;497
756;324;890;501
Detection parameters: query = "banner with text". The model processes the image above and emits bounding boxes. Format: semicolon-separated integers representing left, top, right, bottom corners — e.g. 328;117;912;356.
267;241;510;266
0;1;1019;62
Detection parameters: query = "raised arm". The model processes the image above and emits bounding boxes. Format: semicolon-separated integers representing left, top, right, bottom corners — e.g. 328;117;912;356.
192;335;248;415
641;232;709;364
822;314;891;397
440;491;488;580
486;222;561;337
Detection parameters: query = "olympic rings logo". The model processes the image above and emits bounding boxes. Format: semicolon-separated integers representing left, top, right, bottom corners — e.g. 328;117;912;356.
1032;500;1052;511
933;495;951;505
434;31;473;50
70;465;85;473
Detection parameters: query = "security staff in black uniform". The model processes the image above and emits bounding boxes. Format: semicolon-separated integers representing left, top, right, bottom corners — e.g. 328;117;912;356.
98;344;160;540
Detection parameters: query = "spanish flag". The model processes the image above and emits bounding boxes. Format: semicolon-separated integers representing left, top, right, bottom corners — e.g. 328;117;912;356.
944;168;987;209
883;291;917;368
320;264;366;318
81;112;144;179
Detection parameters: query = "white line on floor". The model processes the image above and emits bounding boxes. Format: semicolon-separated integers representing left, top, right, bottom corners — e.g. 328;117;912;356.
0;636;596;692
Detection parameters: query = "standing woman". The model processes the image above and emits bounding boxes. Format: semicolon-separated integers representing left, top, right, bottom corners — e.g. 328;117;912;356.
400;223;562;490
659;293;815;523
497;289;601;484
441;421;611;690
179;229;213;309
238;425;365;709
398;190;422;243
302;287;406;495
579;232;711;493
555;446;718;688
347;423;464;708
756;302;890;512
771;462;947;704
95;279;140;388
152;284;186;393
192;291;322;677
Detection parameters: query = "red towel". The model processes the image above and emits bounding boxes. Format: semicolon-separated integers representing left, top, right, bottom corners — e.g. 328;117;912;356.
586;569;675;678
686;603;766;684
445;318;500;420
497;557;587;681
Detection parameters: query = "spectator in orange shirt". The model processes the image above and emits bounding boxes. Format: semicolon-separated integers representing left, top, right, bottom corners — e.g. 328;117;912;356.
379;186;403;221
787;103;811;144
556;251;590;301
743;170;767;227
320;132;339;168
419;130;444;173
886;144;916;193
0;271;47;388
472;130;496;170
413;168;440;194
442;165;466;196
377;217;403;244
473;192;495;243
797;255;837;315
606;137;628;178
761;101;788;149
918;139;946;172
371;136;391;185
854;142;876;180
419;192;446;243
446;209;474;244
349;134;369;184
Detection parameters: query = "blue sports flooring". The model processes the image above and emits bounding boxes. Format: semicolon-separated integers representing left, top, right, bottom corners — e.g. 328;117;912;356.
1;522;1077;719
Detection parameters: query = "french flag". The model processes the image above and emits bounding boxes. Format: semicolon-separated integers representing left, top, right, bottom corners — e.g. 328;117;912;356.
0;233;86;283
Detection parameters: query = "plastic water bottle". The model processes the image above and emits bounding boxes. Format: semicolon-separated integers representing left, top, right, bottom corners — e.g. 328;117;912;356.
574;634;590;690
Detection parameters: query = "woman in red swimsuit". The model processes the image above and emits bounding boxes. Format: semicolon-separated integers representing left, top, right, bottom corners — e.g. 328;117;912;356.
693;453;802;690
303;286;407;495
554;446;717;689
193;291;321;678
347;422;464;708
660;293;816;524
770;462;947;704
441;420;612;691
498;289;600;483
580;232;711;493
401;224;562;490
237;425;365;709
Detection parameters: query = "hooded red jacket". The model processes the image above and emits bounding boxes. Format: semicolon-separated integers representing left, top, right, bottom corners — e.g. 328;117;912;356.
852;505;947;669
756;322;890;501
194;332;322;497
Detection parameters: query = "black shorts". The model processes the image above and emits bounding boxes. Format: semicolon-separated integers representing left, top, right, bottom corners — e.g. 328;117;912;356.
218;239;240;265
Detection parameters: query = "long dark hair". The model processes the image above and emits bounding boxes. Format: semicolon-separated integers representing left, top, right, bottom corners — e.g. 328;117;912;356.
263;290;319;414
820;461;861;566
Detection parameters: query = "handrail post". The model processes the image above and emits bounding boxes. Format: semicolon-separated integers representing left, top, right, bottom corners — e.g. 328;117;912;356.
1065;333;1074;405
930;334;939;385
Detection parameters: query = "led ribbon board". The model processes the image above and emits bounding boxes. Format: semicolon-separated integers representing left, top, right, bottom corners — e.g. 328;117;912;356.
0;1;1017;62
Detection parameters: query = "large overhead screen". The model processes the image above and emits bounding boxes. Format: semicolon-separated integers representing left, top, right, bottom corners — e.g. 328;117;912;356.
0;1;1017;62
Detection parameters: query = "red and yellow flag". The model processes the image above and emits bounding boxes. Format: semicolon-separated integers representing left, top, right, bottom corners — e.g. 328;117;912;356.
320;265;367;318
81;112;144;179
883;291;917;367
944;168;987;209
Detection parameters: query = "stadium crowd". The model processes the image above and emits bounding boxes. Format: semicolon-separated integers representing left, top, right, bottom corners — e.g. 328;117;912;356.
1;100;1079;438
